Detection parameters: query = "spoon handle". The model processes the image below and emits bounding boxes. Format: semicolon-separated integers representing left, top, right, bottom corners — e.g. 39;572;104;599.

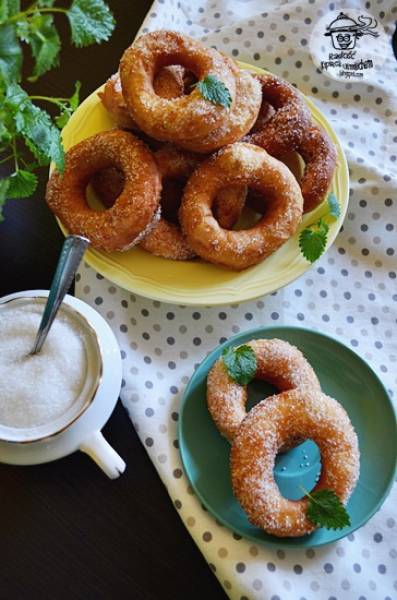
30;235;90;355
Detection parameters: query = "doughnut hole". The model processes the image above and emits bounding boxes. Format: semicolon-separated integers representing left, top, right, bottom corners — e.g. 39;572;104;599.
247;151;304;216
89;167;124;210
274;440;322;501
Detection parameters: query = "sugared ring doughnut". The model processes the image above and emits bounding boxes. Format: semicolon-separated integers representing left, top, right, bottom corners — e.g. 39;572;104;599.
119;30;236;142
99;73;136;130
179;142;304;270
295;123;337;213
231;387;360;537
207;338;321;442
247;123;337;215
91;144;246;259
152;144;246;229
245;73;311;157
46;130;161;252
99;66;187;131
141;145;247;260
178;67;262;153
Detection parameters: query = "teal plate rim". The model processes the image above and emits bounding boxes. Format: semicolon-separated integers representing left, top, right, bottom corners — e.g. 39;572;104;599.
178;325;397;548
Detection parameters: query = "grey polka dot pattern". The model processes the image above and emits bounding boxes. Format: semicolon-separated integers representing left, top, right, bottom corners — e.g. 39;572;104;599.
75;1;397;599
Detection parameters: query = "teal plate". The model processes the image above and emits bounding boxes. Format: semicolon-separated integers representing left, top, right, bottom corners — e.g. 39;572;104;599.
178;326;397;547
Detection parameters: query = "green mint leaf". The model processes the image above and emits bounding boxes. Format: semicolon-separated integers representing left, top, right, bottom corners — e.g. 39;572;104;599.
55;81;81;128
306;489;351;530
196;74;232;108
55;106;71;129
7;83;64;171
0;0;20;21
0;23;22;82
25;14;61;80
6;0;20;15
0;177;10;222
0;2;8;22
37;0;56;6
299;221;329;263
67;0;115;47
222;344;257;385
69;80;81;111
7;169;38;198
0;119;12;144
328;192;341;220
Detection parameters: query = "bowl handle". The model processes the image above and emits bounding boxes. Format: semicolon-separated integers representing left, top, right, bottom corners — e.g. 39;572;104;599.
79;431;126;479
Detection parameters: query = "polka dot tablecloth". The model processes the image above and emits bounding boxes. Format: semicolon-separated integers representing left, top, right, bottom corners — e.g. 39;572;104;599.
76;1;397;598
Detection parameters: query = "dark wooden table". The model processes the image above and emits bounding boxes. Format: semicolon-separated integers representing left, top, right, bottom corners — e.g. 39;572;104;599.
0;3;227;599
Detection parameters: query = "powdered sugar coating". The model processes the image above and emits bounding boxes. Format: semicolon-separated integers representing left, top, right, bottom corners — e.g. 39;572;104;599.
207;338;320;442
46;129;161;252
179;142;303;270
230;387;360;538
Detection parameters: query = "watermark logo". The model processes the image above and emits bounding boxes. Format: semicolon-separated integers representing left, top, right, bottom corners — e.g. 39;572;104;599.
310;10;387;82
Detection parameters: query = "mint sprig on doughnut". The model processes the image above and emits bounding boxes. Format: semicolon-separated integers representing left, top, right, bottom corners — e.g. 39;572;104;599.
195;74;232;108
305;489;350;530
222;344;257;385
299;193;341;263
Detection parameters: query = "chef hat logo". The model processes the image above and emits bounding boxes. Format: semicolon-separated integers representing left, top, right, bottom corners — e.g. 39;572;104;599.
324;12;379;50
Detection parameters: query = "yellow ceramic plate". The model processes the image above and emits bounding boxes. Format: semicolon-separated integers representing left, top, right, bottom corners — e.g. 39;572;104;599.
59;62;349;306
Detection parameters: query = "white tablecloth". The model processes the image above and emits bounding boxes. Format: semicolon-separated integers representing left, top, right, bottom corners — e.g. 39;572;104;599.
76;1;397;598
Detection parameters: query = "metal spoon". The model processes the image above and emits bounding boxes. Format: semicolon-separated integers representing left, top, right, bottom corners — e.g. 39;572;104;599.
30;235;90;355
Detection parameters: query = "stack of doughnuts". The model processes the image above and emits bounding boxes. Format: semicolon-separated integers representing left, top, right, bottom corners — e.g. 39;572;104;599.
46;30;337;271
206;339;360;537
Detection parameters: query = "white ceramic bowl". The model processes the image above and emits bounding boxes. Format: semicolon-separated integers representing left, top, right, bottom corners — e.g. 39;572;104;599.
0;290;125;479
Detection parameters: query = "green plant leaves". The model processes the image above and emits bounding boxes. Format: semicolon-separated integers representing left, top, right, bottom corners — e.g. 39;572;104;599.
7;169;38;198
0;23;23;82
306;489;351;530
196;74;232;108
67;0;115;47
222;344;257;385
299;219;329;263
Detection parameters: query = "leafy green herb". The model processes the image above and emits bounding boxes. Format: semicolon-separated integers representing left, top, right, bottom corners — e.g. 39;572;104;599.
7;169;38;197
0;22;23;82
67;0;115;47
0;0;115;219
22;14;62;81
299;193;342;263
6;82;64;171
222;344;257;385
196;74;232;108
328;192;341;219
54;80;81;128
299;218;329;263
0;177;10;221
305;489;350;530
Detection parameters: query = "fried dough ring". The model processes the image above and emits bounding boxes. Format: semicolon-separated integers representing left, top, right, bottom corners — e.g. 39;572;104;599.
99;66;187;131
207;339;321;442
46;130;161;252
296;123;337;213
91;144;246;260
178;67;261;153
248;123;337;214
119;30;236;142
245;74;311;156
179;143;303;270
231;387;360;537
